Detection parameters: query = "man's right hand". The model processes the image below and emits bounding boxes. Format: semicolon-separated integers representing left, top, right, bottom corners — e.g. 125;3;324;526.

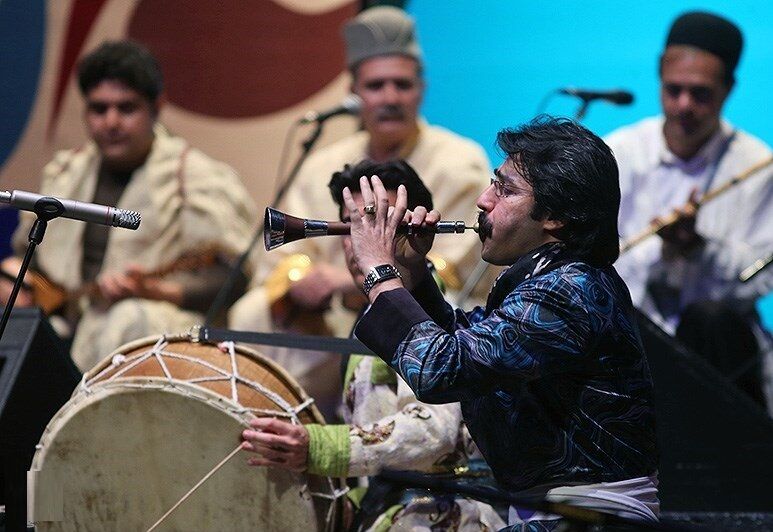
393;205;441;289
655;189;704;258
0;258;34;307
287;263;357;311
241;417;310;472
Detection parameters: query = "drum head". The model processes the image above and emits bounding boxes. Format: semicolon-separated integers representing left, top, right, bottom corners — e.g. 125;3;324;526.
29;380;323;531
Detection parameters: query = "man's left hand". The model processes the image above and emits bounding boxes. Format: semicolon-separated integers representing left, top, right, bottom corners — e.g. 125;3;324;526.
241;417;309;472
96;264;183;305
343;174;439;283
342;175;407;275
657;189;704;257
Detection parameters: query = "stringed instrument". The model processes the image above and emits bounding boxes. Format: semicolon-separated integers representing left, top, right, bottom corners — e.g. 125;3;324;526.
0;246;223;315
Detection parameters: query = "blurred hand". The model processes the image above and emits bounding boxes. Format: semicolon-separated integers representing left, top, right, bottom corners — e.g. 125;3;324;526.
287;263;356;311
0;278;34;307
96;264;183;305
241;417;309;472
0;258;34;307
656;189;704;258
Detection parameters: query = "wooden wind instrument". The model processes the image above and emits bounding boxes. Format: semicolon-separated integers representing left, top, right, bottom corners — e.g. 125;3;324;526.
619;156;773;254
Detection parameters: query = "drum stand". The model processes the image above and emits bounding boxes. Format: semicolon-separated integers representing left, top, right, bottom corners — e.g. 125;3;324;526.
0;197;64;342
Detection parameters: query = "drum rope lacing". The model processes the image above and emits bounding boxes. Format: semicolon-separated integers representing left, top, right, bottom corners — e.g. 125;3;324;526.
81;336;348;531
82;337;314;419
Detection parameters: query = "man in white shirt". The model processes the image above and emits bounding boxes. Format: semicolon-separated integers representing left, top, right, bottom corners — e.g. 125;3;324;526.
606;11;773;409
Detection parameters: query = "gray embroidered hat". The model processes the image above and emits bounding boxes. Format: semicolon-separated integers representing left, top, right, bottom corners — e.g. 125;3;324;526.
343;6;422;69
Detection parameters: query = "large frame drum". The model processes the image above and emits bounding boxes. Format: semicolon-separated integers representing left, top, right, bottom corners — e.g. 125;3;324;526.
28;334;343;531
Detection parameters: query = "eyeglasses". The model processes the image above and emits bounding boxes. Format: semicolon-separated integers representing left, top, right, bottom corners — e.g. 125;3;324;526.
490;176;528;198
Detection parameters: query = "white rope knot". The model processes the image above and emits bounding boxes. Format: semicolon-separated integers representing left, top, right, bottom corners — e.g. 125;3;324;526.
310;486;350;500
292;398;315;416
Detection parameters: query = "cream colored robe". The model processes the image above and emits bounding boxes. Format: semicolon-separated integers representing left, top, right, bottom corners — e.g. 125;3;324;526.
14;125;257;370
229;123;492;417
305;355;505;530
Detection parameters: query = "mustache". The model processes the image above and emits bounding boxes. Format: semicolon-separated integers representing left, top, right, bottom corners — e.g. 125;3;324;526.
376;105;405;120
477;211;492;242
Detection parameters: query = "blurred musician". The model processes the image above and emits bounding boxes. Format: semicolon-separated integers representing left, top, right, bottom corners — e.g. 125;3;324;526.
0;40;256;370
606;12;773;409
230;6;491;418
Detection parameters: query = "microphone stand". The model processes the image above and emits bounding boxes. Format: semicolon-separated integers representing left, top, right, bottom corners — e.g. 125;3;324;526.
0;197;65;341
574;98;591;121
204;120;326;325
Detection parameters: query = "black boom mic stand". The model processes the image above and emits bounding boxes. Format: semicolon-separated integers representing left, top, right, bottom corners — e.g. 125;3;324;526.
0;197;66;341
204;119;328;325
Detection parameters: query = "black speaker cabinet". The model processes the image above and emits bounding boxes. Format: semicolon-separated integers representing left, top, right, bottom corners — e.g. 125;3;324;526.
637;310;773;512
0;308;80;530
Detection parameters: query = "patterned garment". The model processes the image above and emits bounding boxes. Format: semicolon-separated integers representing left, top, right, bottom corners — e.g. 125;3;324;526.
369;495;505;531
304;267;507;529
356;243;659;494
500;522;562;532
306;353;507;530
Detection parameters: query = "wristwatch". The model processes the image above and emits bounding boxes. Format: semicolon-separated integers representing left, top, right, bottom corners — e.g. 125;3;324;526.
362;264;401;295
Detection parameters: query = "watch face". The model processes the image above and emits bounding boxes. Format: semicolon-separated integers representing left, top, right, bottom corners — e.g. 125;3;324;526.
363;264;400;294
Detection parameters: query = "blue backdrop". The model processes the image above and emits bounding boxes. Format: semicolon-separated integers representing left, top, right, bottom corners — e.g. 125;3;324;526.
407;1;773;163
0;0;45;170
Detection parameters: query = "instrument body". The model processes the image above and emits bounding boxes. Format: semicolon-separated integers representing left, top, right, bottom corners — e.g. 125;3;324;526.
0;248;221;315
28;334;342;531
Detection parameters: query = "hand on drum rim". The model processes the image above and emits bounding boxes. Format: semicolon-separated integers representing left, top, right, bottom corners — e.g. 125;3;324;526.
242;417;310;472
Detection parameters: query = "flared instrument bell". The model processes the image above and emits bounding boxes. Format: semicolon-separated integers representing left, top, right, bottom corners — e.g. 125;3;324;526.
264;207;331;250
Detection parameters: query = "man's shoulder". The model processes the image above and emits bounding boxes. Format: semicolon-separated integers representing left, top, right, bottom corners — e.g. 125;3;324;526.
727;125;773;161
150;126;242;180
302;130;370;167
516;261;628;305
40;142;97;183
604;116;661;147
419;123;488;160
603;117;663;176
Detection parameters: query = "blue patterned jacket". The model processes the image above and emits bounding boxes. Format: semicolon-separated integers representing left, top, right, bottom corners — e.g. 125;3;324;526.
355;249;658;492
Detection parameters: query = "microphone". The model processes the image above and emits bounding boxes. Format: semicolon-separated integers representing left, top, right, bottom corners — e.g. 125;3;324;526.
299;94;362;124
0;190;141;230
559;88;634;105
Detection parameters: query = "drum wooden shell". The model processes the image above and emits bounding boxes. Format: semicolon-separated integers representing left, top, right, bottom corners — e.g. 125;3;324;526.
28;335;342;531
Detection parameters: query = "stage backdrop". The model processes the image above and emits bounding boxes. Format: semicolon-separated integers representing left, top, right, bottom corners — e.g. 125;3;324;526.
0;0;360;216
1;0;771;214
406;0;773;161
